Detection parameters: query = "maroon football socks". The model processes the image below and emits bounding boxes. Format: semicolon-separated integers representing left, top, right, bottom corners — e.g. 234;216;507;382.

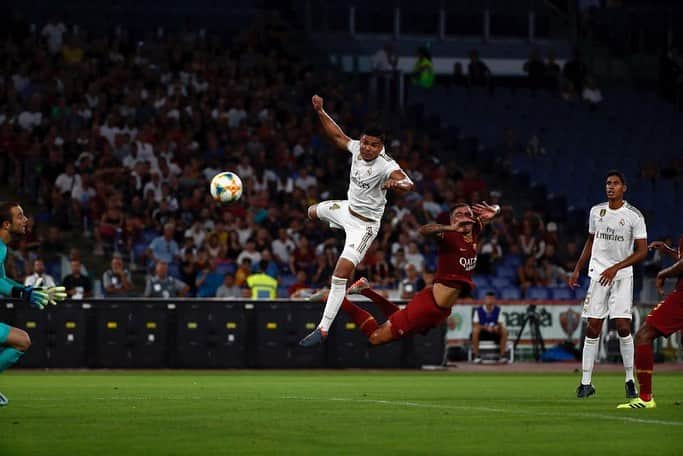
635;343;653;401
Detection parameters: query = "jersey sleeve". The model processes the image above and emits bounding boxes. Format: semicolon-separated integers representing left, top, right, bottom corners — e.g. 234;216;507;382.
346;139;360;156
588;207;597;235
633;214;647;240
382;157;402;180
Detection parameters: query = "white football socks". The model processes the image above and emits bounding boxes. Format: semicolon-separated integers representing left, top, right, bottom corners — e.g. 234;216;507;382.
619;334;635;382
581;337;600;385
319;276;348;332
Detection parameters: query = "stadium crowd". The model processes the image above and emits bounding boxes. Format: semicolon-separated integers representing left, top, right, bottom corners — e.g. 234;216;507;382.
1;15;589;300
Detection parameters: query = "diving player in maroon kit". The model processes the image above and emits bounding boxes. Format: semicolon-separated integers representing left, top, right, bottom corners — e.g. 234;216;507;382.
618;235;683;409
337;202;500;345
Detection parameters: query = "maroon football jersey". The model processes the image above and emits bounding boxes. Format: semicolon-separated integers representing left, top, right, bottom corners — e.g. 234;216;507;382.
434;223;480;290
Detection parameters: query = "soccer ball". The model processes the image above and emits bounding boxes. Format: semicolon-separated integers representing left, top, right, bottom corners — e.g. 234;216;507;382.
210;171;243;203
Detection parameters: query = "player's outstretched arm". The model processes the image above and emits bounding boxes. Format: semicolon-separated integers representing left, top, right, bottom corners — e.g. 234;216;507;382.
568;234;594;288
655;257;683;295
312;94;351;150
382;170;414;195
418;217;474;238
648;241;679;259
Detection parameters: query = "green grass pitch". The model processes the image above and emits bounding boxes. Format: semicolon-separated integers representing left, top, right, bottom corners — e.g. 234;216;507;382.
1;370;681;455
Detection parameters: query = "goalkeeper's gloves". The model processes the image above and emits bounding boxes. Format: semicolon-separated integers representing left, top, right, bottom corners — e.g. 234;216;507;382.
33;278;67;306
44;286;67;305
12;286;49;309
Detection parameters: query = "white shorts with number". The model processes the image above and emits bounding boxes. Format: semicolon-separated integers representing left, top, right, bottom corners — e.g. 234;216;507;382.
581;276;633;320
315;200;380;266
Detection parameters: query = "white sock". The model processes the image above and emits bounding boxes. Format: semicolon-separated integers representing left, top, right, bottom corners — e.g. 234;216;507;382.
619;334;635;382
318;276;347;332
581;337;599;385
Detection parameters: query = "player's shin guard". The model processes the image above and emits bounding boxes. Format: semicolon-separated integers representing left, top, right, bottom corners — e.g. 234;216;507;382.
619;334;635;382
361;288;400;318
635;344;654;401
581;337;599;385
341;298;378;338
0;347;24;373
319;276;347;332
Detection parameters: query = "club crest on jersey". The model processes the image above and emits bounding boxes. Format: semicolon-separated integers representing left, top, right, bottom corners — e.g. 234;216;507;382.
619;219;625;225
330;203;340;210
599;209;606;217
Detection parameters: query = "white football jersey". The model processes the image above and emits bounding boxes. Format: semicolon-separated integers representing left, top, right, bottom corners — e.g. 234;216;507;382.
588;201;647;280
346;139;402;221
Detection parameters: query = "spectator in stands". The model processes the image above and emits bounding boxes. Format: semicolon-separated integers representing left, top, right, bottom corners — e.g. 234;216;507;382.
271;228;295;267
411;46;434;89
102;253;134;297
289;237;315;276
523;48;546;91
366;248;395;288
258;250;279;279
562;49;588;95
147;222;180;266
23;259;56;288
582;76;603;111
62;258;92;299
144;261;189;298
246;260;278;300
288;270;311;298
478;235;503;275
372;42;398;72
471;291;509;363
404;241;426;273
399;263;425;300
517;255;547;296
467;49;492;91
215;273;242;299
545;49;562;90
311;249;335;288
235;258;252;287
237;239;262;266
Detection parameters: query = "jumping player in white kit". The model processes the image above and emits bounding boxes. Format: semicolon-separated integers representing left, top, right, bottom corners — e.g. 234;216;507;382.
299;94;414;347
568;170;648;399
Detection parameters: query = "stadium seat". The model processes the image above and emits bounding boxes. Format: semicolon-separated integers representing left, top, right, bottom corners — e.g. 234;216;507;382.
550;287;572;300
490;277;512;289
500;287;522;300
526;286;550;300
473;275;491;288
279;274;298;288
475;287;498;299
573;286;589;301
496;265;517;280
215;263;236;276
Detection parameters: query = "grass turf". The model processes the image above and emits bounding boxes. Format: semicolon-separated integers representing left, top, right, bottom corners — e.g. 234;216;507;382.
0;370;681;455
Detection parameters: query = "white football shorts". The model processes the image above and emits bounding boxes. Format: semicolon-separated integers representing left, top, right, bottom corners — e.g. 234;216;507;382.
581;276;633;320
315;200;380;266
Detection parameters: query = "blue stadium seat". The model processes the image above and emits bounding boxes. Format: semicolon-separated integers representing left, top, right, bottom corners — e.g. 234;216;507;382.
550;287;573;300
475;287;498;299
473;275;491;288
496;265;517;280
490;277;512;289
215;263;236;276
526;286;550;300
573;286;588;301
500;287;521;300
279;274;298;288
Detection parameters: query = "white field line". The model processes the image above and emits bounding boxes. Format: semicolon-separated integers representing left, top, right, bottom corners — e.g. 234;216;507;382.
281;395;683;427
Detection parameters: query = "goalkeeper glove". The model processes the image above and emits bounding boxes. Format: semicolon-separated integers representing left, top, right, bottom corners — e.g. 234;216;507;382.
12;286;49;309
44;286;67;305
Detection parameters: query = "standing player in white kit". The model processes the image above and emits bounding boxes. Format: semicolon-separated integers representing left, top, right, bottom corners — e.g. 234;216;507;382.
299;95;414;347
568;170;648;399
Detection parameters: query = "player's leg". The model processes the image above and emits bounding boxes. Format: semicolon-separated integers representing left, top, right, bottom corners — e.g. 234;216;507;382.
609;277;637;398
471;325;482;362
339;297;379;337
0;324;31;407
348;277;400;317
498;326;509;361
619;290;683;408
578;280;608;397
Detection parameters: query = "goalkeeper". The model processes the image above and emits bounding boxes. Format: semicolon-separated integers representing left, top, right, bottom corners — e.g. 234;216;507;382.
0;202;66;406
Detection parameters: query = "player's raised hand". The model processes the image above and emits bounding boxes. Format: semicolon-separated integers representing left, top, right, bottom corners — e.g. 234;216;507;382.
312;94;323;112
472;202;499;221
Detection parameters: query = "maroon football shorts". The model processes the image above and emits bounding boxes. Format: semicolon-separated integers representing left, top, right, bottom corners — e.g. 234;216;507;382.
646;290;683;337
389;287;451;339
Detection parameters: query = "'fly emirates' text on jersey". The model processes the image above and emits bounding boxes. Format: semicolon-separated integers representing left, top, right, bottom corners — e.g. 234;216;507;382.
588;201;647;281
434;223;481;291
346;139;401;221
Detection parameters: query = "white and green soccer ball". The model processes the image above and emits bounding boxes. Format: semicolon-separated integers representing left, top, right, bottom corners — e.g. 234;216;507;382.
210;171;243;203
